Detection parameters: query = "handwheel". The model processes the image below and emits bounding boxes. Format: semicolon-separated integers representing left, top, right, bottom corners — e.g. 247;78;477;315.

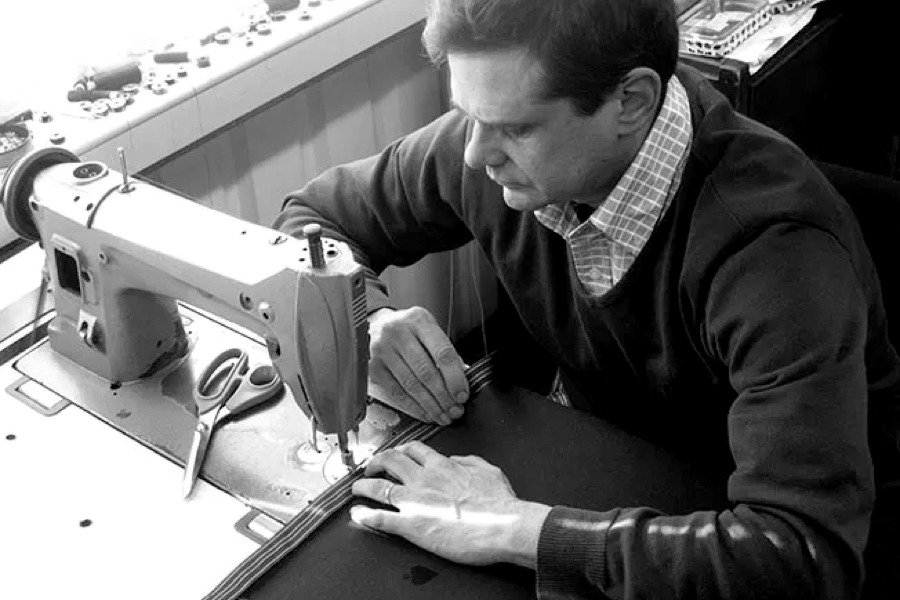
1;147;79;242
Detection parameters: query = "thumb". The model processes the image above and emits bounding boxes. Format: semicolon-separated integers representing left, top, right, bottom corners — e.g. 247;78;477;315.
350;505;402;536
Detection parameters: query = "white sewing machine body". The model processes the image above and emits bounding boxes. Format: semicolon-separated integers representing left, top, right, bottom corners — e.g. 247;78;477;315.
18;149;369;440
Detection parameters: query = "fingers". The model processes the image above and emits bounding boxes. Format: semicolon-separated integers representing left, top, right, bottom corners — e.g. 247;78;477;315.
352;477;405;507
368;307;469;425
350;505;404;536
367;367;428;422
410;316;470;405
398;441;446;467
369;356;447;424
449;454;495;468
386;350;452;425
363;448;421;482
395;338;458;420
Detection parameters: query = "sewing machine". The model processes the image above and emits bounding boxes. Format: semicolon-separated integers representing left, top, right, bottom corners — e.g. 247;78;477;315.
0;149;430;599
1;147;369;467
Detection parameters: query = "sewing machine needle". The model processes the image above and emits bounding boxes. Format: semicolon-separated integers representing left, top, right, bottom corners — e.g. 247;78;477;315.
337;431;356;469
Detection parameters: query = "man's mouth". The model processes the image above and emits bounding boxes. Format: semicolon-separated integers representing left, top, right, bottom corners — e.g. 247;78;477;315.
487;171;527;190
499;181;526;190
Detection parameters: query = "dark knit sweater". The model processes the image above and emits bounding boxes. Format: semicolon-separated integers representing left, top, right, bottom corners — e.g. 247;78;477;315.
273;67;900;599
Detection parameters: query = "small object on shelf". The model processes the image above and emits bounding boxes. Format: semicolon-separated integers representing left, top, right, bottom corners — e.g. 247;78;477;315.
200;27;232;46
39;112;52;123
91;100;110;118
67;89;116;102
264;0;300;10
679;0;771;58
768;0;813;15
109;97;127;113
197;55;211;68
49;133;66;145
151;82;168;95
177;66;188;78
0;123;30;157
121;83;141;96
79;101;93;112
154;51;190;64
90;60;142;91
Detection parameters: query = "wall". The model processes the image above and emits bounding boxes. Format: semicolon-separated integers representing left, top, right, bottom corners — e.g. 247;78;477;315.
142;24;497;344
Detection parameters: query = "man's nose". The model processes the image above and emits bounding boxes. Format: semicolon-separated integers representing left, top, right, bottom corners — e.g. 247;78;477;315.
464;121;507;170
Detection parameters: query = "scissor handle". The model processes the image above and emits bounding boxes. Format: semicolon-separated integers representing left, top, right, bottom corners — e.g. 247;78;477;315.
224;364;283;415
193;348;248;412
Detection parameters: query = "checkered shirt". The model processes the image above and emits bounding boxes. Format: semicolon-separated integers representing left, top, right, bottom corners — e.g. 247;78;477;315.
536;76;693;406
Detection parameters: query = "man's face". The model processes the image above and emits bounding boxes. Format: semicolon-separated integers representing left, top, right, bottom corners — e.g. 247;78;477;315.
448;48;626;211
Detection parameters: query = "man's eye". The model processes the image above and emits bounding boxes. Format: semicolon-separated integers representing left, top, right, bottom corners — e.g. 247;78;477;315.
502;125;531;138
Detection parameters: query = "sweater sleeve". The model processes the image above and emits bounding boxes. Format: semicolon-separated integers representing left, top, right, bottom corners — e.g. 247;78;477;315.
536;223;875;599
271;111;476;314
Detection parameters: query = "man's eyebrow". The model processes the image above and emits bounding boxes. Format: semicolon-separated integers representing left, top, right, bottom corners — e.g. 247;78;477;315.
449;100;534;128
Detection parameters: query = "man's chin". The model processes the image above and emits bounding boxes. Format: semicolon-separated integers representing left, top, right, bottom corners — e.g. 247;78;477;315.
501;186;546;211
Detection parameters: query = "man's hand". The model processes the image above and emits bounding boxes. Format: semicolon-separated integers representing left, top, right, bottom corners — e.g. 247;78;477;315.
367;307;470;425
350;442;552;568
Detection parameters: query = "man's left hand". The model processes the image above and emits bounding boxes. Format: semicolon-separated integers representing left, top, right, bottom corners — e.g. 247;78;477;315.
350;441;552;568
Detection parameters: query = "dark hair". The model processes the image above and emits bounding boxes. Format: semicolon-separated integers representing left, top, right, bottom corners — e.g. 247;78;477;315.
423;0;679;115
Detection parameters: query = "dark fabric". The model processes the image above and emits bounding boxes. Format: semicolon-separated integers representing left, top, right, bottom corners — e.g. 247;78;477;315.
273;65;900;599
246;383;729;600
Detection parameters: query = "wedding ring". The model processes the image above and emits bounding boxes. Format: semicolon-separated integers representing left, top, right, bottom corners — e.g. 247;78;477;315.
384;481;395;505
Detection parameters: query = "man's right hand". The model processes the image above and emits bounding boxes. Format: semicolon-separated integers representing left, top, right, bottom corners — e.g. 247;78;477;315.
367;307;470;425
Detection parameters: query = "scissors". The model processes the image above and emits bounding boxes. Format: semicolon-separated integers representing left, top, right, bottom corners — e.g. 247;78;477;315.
182;348;284;498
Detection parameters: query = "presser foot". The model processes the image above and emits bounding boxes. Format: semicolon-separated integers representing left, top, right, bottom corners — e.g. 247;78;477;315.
337;431;357;469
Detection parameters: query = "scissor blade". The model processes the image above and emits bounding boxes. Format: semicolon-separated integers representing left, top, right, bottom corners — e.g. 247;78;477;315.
182;421;212;499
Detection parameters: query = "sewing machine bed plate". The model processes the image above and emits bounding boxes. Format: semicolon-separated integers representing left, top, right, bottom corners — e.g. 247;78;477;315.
12;304;412;523
0;357;260;600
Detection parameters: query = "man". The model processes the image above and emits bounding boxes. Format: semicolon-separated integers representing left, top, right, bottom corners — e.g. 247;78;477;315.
273;0;900;597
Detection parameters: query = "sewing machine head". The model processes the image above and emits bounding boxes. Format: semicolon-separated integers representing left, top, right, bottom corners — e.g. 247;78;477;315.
1;148;369;459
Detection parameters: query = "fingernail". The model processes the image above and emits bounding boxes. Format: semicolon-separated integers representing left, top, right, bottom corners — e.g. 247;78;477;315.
448;406;463;419
439;414;452;426
350;506;363;523
456;392;468;403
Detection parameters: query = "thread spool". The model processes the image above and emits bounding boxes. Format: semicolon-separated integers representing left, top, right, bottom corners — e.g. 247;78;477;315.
303;224;325;268
91;61;142;91
265;0;300;10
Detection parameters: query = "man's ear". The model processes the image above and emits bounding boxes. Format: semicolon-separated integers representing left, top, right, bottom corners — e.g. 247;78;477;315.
615;67;663;137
